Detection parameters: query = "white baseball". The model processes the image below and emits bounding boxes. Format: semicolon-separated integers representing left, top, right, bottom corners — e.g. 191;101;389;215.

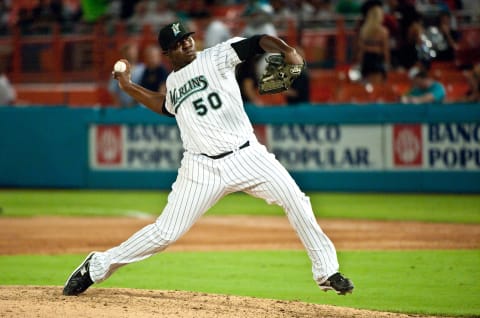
114;61;127;72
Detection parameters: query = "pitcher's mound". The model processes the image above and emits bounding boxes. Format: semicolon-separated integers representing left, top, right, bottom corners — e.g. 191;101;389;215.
0;286;445;318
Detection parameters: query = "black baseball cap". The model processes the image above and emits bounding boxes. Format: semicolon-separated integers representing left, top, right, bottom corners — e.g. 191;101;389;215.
158;22;195;52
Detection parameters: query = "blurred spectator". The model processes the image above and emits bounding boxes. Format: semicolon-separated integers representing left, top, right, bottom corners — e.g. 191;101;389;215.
126;0;151;32
241;2;277;38
202;9;232;48
391;1;425;70
0;0;10;35
459;64;480;103
93;0;122;32
271;0;296;21
30;0;65;33
203;20;231;49
147;0;177;30
172;0;190;21
127;0;176;33
335;0;361;15
0;49;15;105
380;0;402;68
16;7;34;34
60;0;83;32
173;0;209;21
119;0;140;20
401;68;446;104
430;10;460;62
79;0;109;24
446;0;463;10
185;0;209;19
105;0;121;21
236;55;264;106
416;0;451;24
108;42;145;107
0;72;15;105
285;70;310;104
404;18;427;70
301;0;335;20
241;2;278;81
357;2;390;84
462;1;480;23
139;45;168;92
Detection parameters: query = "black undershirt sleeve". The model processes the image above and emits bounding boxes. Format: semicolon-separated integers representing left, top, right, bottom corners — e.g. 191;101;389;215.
231;35;266;61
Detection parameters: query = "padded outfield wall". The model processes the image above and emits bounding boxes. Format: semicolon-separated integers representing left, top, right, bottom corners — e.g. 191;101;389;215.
0;104;479;192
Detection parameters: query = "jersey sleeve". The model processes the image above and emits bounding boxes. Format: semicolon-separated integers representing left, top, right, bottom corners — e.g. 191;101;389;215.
212;37;245;77
164;76;174;114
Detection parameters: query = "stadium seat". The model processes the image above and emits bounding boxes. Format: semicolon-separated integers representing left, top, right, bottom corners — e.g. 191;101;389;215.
335;83;376;104
258;93;286;106
391;82;410;97
387;71;409;84
310;85;337;103
335;82;401;104
432;69;468;84
445;82;470;103
309;69;345;103
430;61;458;71
302;30;333;64
211;4;245;18
14;83;107;106
374;84;401;103
66;84;102;107
15;84;65;105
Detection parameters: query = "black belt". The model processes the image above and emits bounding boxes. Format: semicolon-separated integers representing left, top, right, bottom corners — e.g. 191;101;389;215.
202;141;250;159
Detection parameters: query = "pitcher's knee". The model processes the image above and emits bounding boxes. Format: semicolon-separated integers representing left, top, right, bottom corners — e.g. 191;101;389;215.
157;231;182;246
282;194;312;214
152;222;184;247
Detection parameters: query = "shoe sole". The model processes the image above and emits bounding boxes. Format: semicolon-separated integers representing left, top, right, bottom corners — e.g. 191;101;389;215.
319;285;354;295
63;252;95;289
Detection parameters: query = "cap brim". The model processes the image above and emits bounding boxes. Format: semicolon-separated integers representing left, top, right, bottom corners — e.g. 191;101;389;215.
165;32;195;52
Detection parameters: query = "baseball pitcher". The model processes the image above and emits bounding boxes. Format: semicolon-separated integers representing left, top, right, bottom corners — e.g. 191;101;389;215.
63;21;354;296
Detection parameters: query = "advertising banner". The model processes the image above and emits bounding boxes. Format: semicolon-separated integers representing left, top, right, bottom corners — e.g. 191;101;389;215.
90;125;183;170
386;123;480;170
265;124;384;171
90;123;479;172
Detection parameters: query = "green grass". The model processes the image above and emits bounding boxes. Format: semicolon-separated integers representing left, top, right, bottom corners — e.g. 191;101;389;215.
1;189;479;316
0;190;479;223
1;250;479;317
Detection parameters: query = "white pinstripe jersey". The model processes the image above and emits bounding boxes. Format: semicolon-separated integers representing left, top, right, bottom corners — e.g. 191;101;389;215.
164;37;255;156
89;36;341;285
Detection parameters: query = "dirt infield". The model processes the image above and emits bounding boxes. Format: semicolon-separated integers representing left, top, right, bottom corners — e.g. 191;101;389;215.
0;286;450;318
2;216;480;254
2;216;479;318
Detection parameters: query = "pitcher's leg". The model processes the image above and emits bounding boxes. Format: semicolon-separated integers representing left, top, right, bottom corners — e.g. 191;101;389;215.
283;192;339;283
89;156;225;283
228;145;339;283
89;221;176;283
247;180;339;283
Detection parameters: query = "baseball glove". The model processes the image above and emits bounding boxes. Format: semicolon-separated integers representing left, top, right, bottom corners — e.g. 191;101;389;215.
259;54;305;95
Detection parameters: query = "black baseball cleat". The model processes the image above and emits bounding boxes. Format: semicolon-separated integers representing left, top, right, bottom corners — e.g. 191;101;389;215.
319;272;354;295
63;252;95;296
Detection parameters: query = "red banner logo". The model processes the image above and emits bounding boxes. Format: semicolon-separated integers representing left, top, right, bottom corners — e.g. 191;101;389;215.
393;125;422;166
96;125;122;165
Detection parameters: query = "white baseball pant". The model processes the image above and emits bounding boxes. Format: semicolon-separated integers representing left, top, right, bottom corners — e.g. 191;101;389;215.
89;140;339;285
